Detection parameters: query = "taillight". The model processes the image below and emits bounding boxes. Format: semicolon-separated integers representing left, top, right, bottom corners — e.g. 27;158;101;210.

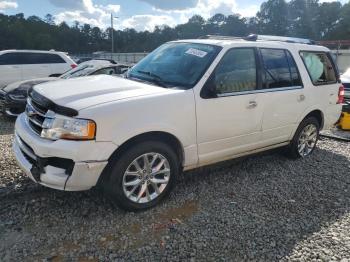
337;85;345;104
71;64;77;69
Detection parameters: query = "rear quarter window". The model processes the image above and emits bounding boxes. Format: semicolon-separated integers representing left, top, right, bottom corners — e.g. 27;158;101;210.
300;51;337;85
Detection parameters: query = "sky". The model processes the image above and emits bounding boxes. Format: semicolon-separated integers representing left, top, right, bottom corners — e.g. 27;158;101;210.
0;0;346;31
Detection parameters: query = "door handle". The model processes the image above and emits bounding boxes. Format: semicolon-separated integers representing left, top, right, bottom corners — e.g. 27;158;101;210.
247;101;257;109
298;94;305;102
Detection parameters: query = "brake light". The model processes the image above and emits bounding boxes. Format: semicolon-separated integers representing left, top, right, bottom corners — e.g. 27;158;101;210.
337;85;345;104
71;64;77;69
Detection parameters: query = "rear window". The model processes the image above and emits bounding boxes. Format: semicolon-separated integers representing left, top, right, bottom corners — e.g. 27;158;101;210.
300;51;337;85
0;52;65;65
260;48;302;89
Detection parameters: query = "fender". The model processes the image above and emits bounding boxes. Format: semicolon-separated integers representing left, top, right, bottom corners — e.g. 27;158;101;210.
289;104;324;140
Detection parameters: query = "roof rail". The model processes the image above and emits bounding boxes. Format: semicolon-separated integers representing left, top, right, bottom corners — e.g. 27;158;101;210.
198;34;315;45
251;34;315;45
198;35;246;40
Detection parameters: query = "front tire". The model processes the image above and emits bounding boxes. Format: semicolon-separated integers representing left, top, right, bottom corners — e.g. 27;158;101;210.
287;117;320;159
102;141;180;211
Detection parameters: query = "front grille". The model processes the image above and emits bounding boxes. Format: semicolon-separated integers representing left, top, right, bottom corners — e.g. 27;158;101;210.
26;97;48;135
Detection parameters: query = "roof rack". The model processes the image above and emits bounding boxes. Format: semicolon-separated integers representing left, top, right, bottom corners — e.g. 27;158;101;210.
198;34;315;45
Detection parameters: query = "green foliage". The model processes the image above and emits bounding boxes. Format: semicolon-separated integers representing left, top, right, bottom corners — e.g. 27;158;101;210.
0;0;348;53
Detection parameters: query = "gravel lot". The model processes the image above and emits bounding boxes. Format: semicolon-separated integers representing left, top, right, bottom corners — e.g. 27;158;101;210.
1;114;350;261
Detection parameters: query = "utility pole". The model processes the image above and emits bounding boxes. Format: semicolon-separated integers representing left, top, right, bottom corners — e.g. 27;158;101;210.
111;13;114;55
111;14;118;58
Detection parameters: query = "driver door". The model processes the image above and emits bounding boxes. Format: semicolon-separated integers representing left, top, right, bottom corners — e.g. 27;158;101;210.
195;48;264;165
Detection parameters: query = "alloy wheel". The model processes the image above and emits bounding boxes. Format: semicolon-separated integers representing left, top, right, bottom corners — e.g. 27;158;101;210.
122;152;171;203
297;124;318;157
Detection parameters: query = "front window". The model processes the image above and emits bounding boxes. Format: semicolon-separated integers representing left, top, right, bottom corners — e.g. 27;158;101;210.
60;64;97;79
127;42;222;89
203;48;257;96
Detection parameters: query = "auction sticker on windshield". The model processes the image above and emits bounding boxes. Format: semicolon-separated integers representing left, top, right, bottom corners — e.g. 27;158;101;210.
185;48;208;58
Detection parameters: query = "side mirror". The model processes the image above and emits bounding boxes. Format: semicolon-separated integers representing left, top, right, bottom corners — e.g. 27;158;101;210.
201;75;217;99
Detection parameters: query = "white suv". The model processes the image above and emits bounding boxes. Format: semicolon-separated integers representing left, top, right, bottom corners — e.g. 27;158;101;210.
13;35;343;211
0;50;76;88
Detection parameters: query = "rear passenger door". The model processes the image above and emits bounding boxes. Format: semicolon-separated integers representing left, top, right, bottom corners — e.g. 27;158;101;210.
21;53;52;80
46;54;70;74
258;48;306;145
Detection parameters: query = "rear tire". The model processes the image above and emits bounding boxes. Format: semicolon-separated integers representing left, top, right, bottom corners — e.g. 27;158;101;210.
101;141;180;211
286;117;320;159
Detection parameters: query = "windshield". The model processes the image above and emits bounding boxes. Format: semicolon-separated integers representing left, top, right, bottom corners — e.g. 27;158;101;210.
127;42;222;89
60;64;98;79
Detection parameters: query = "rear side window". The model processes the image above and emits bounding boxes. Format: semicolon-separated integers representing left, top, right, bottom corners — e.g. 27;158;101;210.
25;53;66;64
0;52;65;65
260;48;302;89
208;48;257;95
300;51;337;85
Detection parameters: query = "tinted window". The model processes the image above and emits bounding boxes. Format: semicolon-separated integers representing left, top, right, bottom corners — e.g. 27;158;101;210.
286;52;302;86
0;52;65;65
25;53;66;64
209;48;257;95
300;51;337;85
0;53;26;65
261;48;301;89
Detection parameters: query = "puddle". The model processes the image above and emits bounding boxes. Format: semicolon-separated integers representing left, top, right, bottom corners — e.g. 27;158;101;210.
159;200;199;221
98;200;199;250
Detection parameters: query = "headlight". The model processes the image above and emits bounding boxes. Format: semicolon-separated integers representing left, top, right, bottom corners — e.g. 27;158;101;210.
8;87;29;100
9;80;49;100
41;112;96;140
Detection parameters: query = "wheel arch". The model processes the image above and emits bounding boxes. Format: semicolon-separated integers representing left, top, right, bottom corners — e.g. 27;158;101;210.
97;131;185;187
302;109;324;129
109;130;184;167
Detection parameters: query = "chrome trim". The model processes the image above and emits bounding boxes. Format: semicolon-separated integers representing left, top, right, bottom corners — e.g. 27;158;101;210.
25;115;42;136
5;109;20;117
217;86;303;98
14;132;37;161
26;98;46;117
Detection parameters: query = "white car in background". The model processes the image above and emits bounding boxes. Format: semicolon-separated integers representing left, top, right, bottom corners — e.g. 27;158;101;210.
0;50;77;89
0;59;131;116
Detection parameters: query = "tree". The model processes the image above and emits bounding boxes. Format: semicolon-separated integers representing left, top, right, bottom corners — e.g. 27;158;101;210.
256;0;289;35
0;1;350;54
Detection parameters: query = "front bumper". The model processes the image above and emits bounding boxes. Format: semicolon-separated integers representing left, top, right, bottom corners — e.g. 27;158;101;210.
13;113;117;191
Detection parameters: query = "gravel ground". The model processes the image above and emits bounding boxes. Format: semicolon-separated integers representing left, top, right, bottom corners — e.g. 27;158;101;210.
0;114;350;261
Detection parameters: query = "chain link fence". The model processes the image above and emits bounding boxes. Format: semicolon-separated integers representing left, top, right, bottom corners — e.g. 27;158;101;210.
70;52;149;65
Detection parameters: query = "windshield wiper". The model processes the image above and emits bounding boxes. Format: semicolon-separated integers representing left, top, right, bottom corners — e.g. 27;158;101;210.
136;70;168;88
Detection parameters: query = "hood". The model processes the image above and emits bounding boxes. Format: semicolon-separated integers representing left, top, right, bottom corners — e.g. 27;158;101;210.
3;77;57;93
341;75;350;84
34;75;172;111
